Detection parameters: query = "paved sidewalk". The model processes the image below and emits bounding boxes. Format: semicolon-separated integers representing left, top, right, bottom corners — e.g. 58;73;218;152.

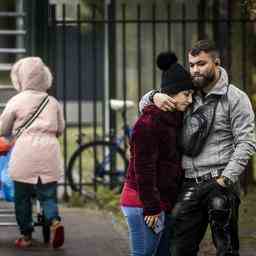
0;201;128;256
0;200;255;256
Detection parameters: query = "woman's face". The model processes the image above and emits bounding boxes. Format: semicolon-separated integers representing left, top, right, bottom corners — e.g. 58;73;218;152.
173;90;194;112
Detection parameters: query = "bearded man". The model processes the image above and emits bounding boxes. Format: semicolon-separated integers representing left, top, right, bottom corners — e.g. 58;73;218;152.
139;40;256;256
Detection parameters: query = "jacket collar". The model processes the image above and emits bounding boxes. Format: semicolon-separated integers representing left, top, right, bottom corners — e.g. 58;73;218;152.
207;66;229;97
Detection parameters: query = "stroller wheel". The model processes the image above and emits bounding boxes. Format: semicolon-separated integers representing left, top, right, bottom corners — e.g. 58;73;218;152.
42;224;51;244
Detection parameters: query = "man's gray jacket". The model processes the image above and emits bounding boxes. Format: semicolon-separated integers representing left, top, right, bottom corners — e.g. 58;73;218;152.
139;67;256;183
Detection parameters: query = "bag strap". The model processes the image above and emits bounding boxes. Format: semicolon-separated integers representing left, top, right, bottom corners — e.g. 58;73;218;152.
206;84;230;134
15;96;49;138
202;95;220;139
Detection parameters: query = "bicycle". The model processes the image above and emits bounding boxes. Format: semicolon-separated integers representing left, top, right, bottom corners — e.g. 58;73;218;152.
67;99;135;198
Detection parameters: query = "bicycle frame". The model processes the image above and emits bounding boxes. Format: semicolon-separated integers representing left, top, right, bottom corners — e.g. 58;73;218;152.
114;124;132;146
96;125;131;178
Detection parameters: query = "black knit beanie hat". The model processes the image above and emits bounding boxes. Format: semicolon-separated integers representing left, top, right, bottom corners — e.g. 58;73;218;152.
157;51;194;94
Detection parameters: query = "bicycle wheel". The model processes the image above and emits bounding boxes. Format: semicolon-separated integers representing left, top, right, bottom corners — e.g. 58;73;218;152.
67;141;128;197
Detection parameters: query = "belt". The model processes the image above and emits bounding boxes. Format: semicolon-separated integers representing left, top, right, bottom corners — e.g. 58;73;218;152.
184;170;222;184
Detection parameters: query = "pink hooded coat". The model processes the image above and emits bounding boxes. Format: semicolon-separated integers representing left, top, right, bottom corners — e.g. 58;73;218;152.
0;57;65;184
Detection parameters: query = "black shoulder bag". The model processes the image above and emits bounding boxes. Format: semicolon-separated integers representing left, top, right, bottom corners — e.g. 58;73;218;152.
180;95;220;157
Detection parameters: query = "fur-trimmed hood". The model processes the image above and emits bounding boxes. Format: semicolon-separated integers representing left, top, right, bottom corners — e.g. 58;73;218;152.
11;57;52;92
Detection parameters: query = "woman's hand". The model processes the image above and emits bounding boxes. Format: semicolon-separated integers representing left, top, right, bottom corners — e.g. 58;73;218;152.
153;93;176;111
144;213;160;228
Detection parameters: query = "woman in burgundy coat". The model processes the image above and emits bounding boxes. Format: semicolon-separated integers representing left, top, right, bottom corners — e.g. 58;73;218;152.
120;52;194;256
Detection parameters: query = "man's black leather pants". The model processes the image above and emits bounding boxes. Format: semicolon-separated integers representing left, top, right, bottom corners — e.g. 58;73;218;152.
170;179;240;256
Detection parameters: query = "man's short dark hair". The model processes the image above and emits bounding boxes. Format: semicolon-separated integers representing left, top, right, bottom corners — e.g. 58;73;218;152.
189;40;220;61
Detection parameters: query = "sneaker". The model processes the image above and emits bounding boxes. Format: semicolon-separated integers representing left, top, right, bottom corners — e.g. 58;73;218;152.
51;220;64;249
15;236;32;248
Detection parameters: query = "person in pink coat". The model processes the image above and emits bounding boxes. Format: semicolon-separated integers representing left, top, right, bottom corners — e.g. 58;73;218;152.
0;57;65;249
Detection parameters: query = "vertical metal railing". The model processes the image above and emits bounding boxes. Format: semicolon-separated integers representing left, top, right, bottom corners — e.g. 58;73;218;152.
108;1;117;146
92;5;97;143
92;5;98;193
182;3;186;65
16;0;24;60
227;0;232;78
197;0;206;40
241;8;248;92
76;4;83;194
48;5;57;96
61;4;68;197
137;4;142;108
122;4;127;150
241;6;249;193
152;4;156;89
167;4;171;51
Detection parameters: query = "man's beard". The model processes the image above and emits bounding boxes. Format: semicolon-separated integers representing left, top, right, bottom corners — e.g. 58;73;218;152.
192;70;215;89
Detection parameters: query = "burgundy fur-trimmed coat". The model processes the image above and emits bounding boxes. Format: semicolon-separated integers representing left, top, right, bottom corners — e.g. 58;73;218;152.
125;104;183;215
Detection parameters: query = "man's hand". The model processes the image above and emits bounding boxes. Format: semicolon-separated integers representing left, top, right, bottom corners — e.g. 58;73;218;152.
216;176;226;187
216;176;233;188
144;214;160;228
153;93;176;111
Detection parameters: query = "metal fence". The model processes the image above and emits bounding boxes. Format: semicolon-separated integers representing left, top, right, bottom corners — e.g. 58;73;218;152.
46;2;255;196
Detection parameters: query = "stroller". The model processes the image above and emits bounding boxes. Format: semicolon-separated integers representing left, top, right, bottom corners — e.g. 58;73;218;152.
0;150;51;244
0;199;51;244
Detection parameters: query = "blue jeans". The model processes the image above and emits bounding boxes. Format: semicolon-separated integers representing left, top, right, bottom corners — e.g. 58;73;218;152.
121;206;169;256
14;180;60;236
155;213;172;256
